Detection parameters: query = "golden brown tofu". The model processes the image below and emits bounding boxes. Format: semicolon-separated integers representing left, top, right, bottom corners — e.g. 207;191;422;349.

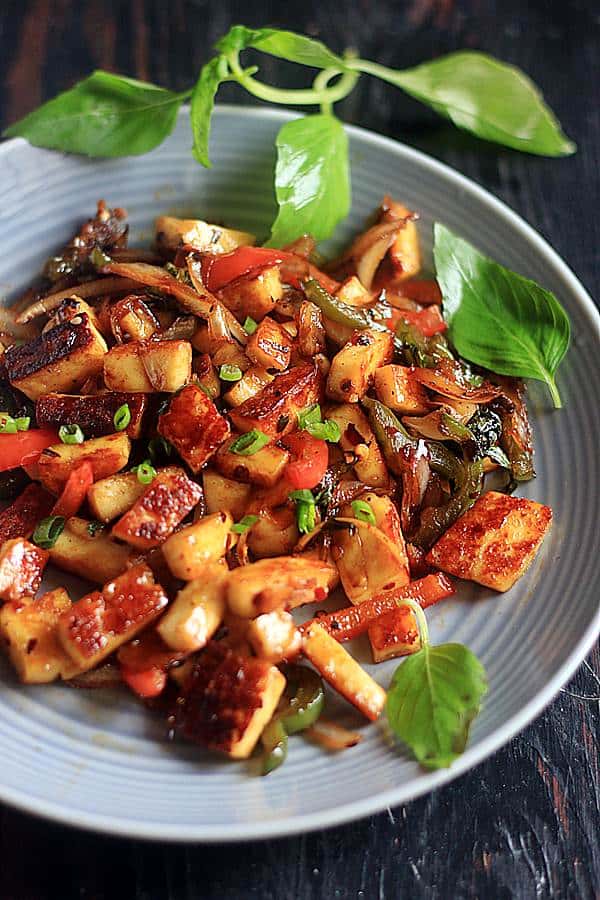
220;266;283;322
0;588;79;683
175;642;286;759
36;433;131;494
0;539;48;603
246;508;299;559
103;343;153;392
49;517;134;584
158;384;230;473
382;198;421;281
246;609;301;663
327;329;394;403
202;470;251;520
326;403;390;488
104;340;192;393
246;316;292;371
57;565;168;670
161;512;233;580
229;362;323;438
227;555;334;618
302;622;386;721
111;466;203;550
426;490;553;591
4;313;107;401
368;605;420;663
0;484;54;544
222;365;274;407
373;364;430;415
156;562;228;652
155;216;255;255
335;275;372;307
87;472;146;522
214;437;289;488
297;300;326;358
36;391;147;439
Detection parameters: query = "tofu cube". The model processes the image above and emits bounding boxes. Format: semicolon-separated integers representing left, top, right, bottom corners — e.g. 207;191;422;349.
161;511;233;580
155;216;255;255
227;555;334;618
220;266;283;322
176;642;286;759
87;472;146;522
326;403;390;488
0;484;54;544
49;517;134;584
0;539;48;603
202;470;251;521
373;365;430;414
158;384;230;473
37;433;131;494
222;365;274;407
229;362;323;438
36;391;147;439
103;343;153;392
368;606;421;663
426;490;553;591
246;508;299;559
335;275;372;307
141;340;192;392
156;562;228;652
0;589;78;683
214;437;289;488
246;609;301;663
327;329;394;403
246;316;292;371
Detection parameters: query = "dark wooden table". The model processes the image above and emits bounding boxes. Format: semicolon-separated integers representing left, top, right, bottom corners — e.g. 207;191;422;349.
0;1;598;897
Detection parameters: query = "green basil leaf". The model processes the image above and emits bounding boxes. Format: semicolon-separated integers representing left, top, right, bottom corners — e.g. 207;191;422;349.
4;71;185;156
190;56;229;167
215;25;345;70
359;52;575;156
434;223;570;408
267;114;350;247
386;642;487;769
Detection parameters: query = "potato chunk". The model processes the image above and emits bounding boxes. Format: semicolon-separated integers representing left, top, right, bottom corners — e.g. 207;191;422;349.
156;562;228;652
155;216;255;255
87;472;146;522
227;555;334;618
246;316;292;371
37;433;131;494
202;470;251;520
158;384;230;473
0;588;78;683
103;343;152;392
373;365;429;414
0;539;48;603
247;609;301;663
229;362;323;438
57;565;168;670
162;511;233;580
111;466;202;550
297;300;326;358
4;313;107;401
222;365;274;407
326;403;390;488
103;340;191;393
220;266;283;322
327;329;394;402
49;517;134;584
175;642;286;759
36;391;147;439
214;437;289;488
335;275;372;307
426;490;552;591
383;197;421;280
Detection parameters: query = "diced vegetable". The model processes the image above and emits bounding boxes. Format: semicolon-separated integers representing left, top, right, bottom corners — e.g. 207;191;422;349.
247;610;301;663
0;427;59;473
36;433;131;494
327;329;394;402
227;555;335;618
202;470;251;520
220;265;283;322
87;472;146;522
154;216;255;255
161;512;233;580
156;562;228;652
0;588;78;683
373;365;430;414
281;432;328;491
229;362;323;438
51;461;94;519
158;384;230;473
0;538;48;602
326;403;390;488
49;516;134;584
246;316;292;371
215;436;289;487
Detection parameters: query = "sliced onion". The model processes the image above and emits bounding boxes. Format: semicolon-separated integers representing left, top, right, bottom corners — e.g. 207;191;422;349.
305;720;362;751
16;276;140;324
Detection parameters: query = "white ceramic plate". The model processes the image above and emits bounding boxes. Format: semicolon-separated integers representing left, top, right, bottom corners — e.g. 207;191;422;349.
0;107;598;842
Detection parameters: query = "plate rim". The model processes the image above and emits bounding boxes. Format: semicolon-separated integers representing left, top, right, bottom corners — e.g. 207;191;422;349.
0;104;598;842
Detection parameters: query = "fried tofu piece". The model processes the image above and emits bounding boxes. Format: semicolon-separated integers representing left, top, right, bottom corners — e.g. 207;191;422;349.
0;539;48;603
156;562;228;652
246;316;292;371
302;622;386;721
0;484;54;544
382;197;421;281
373;365;430;415
36;391;147;439
229;362;323;439
4;313;108;401
161;512;233;580
175;642;286;759
0;588;78;683
327;328;394;403
426;490;552;591
103;343;153;391
202;470;251;521
222;365;274;407
335;275;372;307
155;216;255;255
87;472;146;522
367;605;420;663
103;340;192;393
246;609;301;663
227;555;334;618
246;508;299;559
158;384;230;473
297;300;326;358
49;517;134;584
326;403;390;488
220;266;283;322
214;437;289;488
36;433;131;494
111;466;202;550
57;565;168;671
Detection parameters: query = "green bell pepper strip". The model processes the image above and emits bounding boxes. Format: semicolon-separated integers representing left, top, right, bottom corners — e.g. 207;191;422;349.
261;664;325;775
261;719;288;775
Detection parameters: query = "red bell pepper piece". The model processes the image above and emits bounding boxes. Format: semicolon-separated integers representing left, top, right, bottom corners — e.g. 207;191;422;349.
0;427;58;473
201;247;286;292
300;573;454;643
282;432;329;490
121;665;167;699
399;279;443;306
52;461;94;519
398;306;446;337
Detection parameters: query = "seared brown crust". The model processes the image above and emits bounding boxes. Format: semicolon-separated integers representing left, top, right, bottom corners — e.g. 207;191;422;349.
158;385;230;473
229;362;323;437
0;484;54;544
5;314;98;382
0;539;49;603
175;642;271;752
36;392;147;439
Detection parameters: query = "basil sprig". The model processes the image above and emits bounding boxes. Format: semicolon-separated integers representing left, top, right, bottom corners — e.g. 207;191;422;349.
5;26;574;247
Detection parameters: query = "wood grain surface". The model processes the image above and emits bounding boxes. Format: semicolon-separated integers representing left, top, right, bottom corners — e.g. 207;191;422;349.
0;1;598;897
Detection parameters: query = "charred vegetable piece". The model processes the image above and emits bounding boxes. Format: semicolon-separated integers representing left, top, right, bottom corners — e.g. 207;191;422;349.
43;200;127;283
49;516;134;584
215;436;289;488
36;392;146;439
158;384;230;473
229;362;323;439
246;316;292;371
395;319;454;368
227;555;335;618
327;328;394;403
261;664;325;774
0;588;78;683
219;266;283;322
36;433;131;494
373;365;430;415
0;483;54;543
496;378;535;481
0;538;49;602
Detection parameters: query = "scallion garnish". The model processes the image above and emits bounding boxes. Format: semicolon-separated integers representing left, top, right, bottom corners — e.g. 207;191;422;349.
298;404;322;429
113;403;131;431
229;430;270;456
14;416;31;431
219;364;243;382
290;489;317;535
351;499;376;525
231;514;260;534
305;419;341;443
0;414;17;434
32;515;65;549
243;316;258;335
59;424;84;444
148;436;172;461
132;460;157;485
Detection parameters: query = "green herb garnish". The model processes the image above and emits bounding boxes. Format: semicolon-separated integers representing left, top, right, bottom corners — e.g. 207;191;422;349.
132;460;157;485
290;489;317;534
59;424;84;444
87;521;105;537
350;499;376;525
113;403;131;431
32;515;65;549
229;430;269;455
0;414;18;434
298;403;341;442
219;364;243;382
243;316;258;335
231;514;260;534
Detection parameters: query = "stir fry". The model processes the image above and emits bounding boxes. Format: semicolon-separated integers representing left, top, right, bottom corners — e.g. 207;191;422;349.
0;199;552;772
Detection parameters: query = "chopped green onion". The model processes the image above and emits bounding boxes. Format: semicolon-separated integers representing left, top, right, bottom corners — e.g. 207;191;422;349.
231;514;260;535
296;501;316;535
87;521;105;537
289;489;316;504
351;499;376;525
0;414;17;434
148;436;172;461
243;316;258;335
32;515;65;549
59;424;84;444
91;247;112;268
229;429;270;456
305;419;341;443
298;403;322;429
219;364;243;382
132;460;157;485
113;403;131;432
14;416;31;431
